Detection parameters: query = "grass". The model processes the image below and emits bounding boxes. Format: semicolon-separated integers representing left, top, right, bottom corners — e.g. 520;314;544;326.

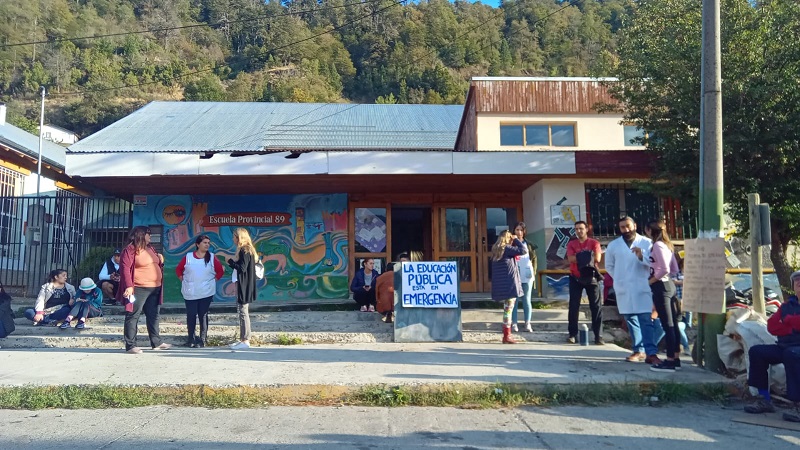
276;334;303;345
0;382;730;410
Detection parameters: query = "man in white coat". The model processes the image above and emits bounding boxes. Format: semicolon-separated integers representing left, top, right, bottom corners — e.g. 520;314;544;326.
605;216;659;364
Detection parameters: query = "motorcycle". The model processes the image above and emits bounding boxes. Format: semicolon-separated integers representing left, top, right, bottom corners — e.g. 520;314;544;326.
725;283;781;316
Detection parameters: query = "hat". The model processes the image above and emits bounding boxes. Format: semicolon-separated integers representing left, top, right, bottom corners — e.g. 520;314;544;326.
113;248;121;255
79;277;97;291
791;271;800;284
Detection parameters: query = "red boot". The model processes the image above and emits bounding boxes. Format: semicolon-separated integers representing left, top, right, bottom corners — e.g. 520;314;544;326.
502;326;516;344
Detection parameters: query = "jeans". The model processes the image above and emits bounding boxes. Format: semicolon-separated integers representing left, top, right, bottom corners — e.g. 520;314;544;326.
237;302;251;341
67;302;102;321
624;312;658;356
123;286;163;350
568;277;602;339
652;280;679;358
511;282;533;324
24;305;71;324
186;296;212;343
353;289;376;308
748;344;800;402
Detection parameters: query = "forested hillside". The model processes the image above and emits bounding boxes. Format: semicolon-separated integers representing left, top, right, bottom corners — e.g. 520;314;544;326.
0;0;634;137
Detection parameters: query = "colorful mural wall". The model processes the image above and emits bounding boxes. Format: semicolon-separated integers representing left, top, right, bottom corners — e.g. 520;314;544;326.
133;194;349;303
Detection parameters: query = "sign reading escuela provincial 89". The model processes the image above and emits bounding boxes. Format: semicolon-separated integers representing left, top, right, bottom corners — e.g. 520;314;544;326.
401;261;459;308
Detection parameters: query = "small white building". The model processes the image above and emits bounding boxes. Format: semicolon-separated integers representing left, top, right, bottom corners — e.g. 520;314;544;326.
40;124;80;146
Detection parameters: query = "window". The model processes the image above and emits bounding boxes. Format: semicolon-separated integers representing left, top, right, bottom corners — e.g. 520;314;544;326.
499;123;576;147
624;125;646;146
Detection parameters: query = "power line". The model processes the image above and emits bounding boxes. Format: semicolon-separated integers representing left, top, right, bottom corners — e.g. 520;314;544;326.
0;0;379;49
52;0;407;97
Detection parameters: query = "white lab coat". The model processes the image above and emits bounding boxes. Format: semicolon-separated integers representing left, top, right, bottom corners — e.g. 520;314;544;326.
605;233;652;315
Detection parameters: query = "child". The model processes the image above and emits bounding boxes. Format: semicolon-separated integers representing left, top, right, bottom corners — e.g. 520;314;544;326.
60;278;103;330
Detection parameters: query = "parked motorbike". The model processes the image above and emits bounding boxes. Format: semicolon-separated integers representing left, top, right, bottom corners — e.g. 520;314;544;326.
725;283;781;316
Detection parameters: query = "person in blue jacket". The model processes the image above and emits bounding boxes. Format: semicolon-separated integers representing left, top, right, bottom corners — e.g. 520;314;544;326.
59;277;103;330
351;258;380;312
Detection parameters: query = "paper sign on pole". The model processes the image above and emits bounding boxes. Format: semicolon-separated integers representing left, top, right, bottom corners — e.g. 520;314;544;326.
682;237;726;314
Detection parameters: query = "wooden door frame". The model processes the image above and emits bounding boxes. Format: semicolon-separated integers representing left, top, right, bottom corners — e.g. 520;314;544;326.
432;202;477;293
476;203;523;292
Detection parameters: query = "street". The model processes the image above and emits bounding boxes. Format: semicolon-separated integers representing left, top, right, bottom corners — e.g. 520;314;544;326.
1;403;798;449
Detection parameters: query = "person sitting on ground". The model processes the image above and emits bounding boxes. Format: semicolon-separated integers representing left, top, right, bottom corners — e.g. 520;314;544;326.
98;248;121;304
351;258;380;312
24;269;76;326
744;270;800;423
60;278;103;330
376;253;411;323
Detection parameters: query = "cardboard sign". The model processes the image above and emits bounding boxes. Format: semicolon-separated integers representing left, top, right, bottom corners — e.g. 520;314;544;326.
682;238;726;314
400;261;459;308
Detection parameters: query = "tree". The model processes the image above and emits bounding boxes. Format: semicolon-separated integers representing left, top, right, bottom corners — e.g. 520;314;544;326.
609;0;800;288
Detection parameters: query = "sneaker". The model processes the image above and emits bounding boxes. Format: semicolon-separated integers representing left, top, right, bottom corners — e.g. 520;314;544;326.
594;337;605;345
59;320;71;330
645;355;662;365
368;305;375;312
230;341;250;350
567;335;577;344
195;336;205;348
126;347;143;354
512;324;518;332
783;409;800;423
152;343;172;350
524;323;533;333
75;321;86;330
744;398;776;414
625;352;646;362
650;360;676;373
360;305;368;312
673;358;681;370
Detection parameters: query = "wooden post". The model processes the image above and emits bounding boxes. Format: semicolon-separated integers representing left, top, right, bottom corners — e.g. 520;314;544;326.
748;193;765;315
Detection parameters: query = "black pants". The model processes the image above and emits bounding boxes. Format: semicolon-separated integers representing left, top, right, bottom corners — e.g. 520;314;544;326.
651;280;678;358
185;296;212;343
123;286;163;350
748;344;800;402
568;276;602;339
353;289;376;308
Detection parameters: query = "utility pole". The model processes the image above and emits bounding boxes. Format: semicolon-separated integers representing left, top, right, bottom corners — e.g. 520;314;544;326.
697;0;725;372
36;86;46;198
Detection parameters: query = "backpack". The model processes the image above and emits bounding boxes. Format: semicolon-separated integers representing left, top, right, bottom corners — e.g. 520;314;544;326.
254;261;265;280
575;250;599;285
0;284;15;339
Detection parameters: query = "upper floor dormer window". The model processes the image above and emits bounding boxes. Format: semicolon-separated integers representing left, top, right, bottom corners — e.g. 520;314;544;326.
500;123;576;147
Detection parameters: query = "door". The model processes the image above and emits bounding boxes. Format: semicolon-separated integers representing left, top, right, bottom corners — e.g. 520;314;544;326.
477;206;520;292
432;204;476;293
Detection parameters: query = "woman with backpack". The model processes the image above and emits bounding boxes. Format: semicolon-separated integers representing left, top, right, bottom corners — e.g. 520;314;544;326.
511;222;537;333
227;228;258;350
491;230;528;344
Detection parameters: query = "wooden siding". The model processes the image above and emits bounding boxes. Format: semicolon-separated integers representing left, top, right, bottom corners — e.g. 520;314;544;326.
472;79;618;114
455;86;477;152
575;150;654;177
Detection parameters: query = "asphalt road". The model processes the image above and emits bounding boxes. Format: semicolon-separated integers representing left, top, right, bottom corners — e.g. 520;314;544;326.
1;403;798;449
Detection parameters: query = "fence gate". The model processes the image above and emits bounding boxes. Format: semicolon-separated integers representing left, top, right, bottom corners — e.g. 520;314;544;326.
0;195;132;296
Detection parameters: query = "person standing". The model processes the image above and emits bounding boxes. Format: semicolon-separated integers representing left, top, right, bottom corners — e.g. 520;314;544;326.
566;221;603;344
511;222;536;333
491;230;527;344
227;228;258;350
176;235;225;348
119;226;171;354
350;258;379;312
98;248;121;304
605;217;658;364
642;220;679;372
24;269;76;326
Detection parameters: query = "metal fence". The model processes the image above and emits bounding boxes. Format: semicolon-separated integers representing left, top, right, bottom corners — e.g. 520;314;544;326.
0;195;132;296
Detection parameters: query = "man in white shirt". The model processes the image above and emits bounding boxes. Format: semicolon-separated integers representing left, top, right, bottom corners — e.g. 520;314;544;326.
98;248;121;304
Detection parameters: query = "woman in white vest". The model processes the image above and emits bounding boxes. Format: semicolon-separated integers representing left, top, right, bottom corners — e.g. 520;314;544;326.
176;235;225;347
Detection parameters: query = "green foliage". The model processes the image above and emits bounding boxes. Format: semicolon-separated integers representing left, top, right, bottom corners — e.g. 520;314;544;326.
74;246;114;285
276;334;303;345
184;75;226;101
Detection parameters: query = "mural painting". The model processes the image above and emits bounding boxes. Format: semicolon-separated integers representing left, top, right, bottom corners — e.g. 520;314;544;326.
133;194;348;303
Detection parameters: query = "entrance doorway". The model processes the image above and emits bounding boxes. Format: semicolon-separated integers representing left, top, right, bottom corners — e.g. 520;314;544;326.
391;207;432;262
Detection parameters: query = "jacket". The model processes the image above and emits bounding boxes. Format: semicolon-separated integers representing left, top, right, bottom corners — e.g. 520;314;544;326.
375;271;395;314
605;233;652;314
177;251;225;300
228;249;257;304
116;243;164;313
74;286;103;310
767;295;800;348
516;240;536;285
34;282;76;313
350;268;379;293
491;238;526;301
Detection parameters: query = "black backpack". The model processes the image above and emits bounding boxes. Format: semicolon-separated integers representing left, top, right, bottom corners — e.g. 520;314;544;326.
0;284;15;339
575;250;599;285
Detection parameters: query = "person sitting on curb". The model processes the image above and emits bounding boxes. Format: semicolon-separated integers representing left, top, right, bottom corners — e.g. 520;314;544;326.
351;258;379;312
60;278;103;330
24;269;76;326
98;248;121;305
744;270;800;422
376;253;410;324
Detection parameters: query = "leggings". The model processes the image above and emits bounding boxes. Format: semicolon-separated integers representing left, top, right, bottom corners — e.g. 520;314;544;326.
185;296;212;342
502;298;516;329
651;280;679;359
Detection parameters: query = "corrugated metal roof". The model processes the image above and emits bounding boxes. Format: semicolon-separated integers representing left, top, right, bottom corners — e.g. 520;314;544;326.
69;102;465;153
0;122;67;167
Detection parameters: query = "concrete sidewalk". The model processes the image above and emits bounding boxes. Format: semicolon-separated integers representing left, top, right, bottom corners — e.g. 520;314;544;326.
0;341;727;388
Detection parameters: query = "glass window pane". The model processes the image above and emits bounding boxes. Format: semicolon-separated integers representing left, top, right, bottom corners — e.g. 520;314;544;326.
354;207;387;253
624;125;645;146
525;125;549;145
551;125;575;146
439;256;471;282
500;125;524;146
587;188;620;237
356;257;386;275
440;208;470;252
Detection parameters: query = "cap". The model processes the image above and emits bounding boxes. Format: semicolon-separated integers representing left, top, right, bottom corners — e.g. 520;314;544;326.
113;248;121;255
791;271;800;284
79;277;97;291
